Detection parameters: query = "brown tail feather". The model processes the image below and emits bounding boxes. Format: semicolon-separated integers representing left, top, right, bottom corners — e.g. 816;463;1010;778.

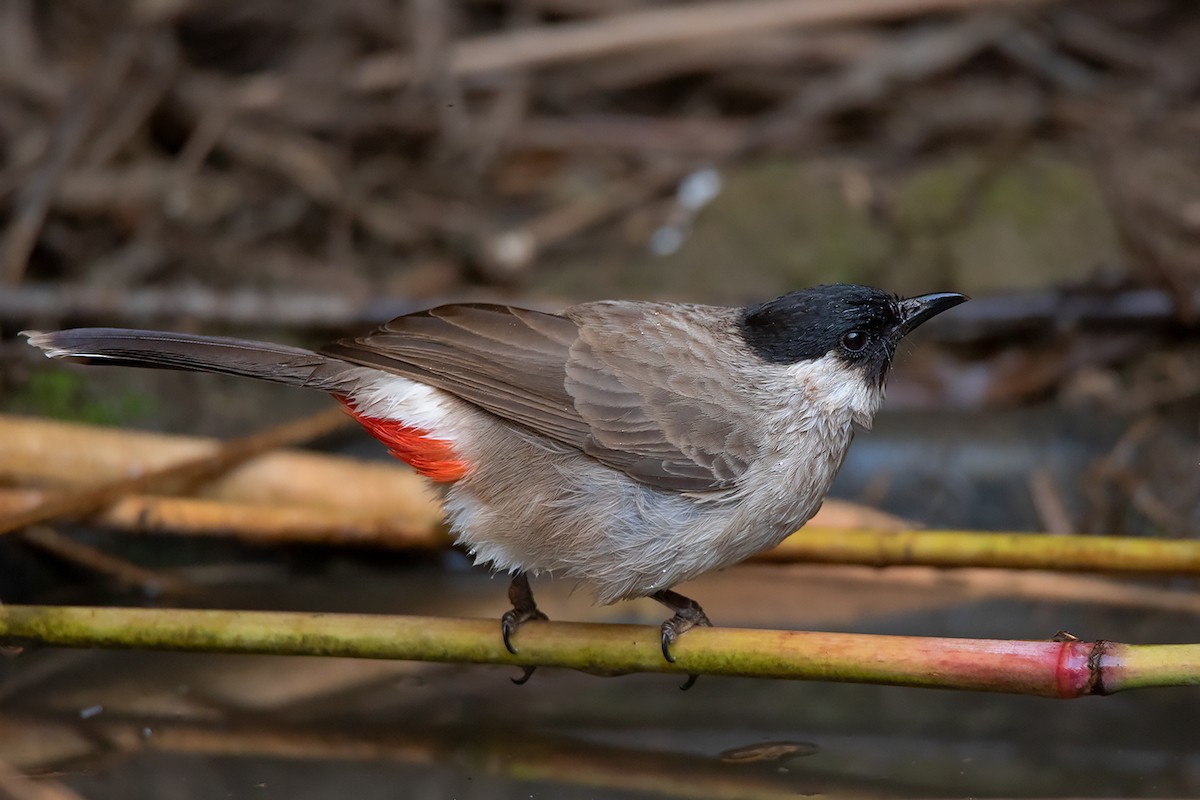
22;328;357;392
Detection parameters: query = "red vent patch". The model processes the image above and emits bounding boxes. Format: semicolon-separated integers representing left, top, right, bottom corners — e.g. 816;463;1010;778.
338;397;469;482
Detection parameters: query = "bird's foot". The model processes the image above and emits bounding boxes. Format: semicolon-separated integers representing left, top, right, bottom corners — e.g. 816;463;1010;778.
652;589;712;690
500;606;549;655
501;573;548;685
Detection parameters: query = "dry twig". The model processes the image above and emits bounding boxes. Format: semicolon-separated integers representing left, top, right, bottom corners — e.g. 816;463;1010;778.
341;0;1051;94
17;525;185;596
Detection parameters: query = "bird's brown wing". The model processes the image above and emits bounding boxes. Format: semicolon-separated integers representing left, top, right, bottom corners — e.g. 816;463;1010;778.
325;303;587;445
324;302;753;492
563;301;753;490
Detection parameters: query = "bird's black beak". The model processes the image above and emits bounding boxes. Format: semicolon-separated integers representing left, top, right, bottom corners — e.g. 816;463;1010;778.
897;292;968;335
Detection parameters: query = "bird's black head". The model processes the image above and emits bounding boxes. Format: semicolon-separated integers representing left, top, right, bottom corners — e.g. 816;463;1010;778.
739;284;967;386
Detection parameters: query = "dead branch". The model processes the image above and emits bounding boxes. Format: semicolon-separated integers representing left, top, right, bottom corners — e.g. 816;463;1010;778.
341;0;1052;95
0;414;441;527
17;525;186;596
0;409;353;536
0;489;442;549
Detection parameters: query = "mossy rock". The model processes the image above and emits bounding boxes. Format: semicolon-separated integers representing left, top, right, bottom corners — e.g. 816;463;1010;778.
535;147;1120;304
891;148;1121;295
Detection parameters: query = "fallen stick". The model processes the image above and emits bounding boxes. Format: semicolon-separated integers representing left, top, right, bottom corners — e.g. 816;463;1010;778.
0;605;1195;695
0;409;352;536
0;489;442;549
0;414;439;527
16;525;187;596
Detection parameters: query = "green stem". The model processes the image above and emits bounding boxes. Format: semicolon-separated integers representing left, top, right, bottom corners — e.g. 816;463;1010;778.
2;605;1198;696
1109;644;1200;691
766;527;1200;573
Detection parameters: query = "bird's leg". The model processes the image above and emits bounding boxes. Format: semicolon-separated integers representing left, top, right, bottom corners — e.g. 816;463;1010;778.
652;589;712;690
500;572;548;685
652;589;713;661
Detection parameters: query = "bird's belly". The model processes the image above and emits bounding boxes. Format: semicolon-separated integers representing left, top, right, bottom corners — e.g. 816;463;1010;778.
444;470;725;603
443;447;825;605
440;412;849;605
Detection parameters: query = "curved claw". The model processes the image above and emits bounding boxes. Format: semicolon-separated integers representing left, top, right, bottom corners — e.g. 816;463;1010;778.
501;611;521;655
501;573;548;657
662;628;698;688
511;666;537;686
653;589;712;689
661;627;677;663
501;608;549;655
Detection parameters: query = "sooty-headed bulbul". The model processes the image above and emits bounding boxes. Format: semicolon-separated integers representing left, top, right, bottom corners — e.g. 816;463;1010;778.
25;284;967;685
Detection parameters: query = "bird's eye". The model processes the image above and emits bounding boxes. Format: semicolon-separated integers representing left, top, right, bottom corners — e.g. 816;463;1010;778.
841;330;868;353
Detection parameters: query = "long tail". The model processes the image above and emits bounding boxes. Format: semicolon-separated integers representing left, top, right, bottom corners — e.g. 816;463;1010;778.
22;328;357;392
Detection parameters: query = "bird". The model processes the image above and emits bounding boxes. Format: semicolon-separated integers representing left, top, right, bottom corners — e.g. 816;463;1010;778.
24;283;966;685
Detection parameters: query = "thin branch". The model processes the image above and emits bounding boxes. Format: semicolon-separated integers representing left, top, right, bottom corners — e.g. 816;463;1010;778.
823;564;1200;615
1028;467;1076;534
1;28;146;285
473;168;682;278
764;527;1200;574
341;0;1051;93
0;606;1196;696
17;525;187;596
1;86;93;286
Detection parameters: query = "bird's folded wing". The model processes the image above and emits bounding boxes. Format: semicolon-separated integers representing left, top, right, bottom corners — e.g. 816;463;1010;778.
324;303;753;492
326;304;587;444
564;302;752;490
